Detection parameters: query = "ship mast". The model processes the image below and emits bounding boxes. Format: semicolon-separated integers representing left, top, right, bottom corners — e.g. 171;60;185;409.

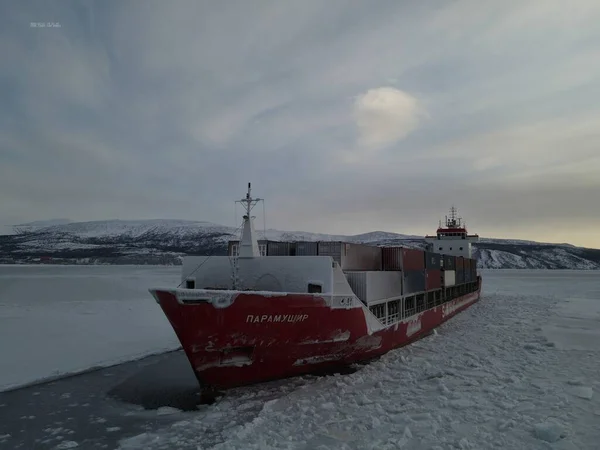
236;182;263;258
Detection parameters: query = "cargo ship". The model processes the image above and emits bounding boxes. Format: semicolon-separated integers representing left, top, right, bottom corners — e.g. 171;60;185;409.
150;184;482;393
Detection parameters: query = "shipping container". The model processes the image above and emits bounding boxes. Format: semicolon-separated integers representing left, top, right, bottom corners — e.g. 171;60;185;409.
425;252;442;270
456;256;465;269
403;270;426;295
443;270;456;287
382;247;425;271
318;242;381;270
443;255;456;270
456;268;465;284
402;248;426;271
346;243;382;271
318;241;344;265
345;271;403;304
295;241;319;256
381;247;403;270
266;241;291;256
425;269;442;290
228;239;268;256
464;258;471;271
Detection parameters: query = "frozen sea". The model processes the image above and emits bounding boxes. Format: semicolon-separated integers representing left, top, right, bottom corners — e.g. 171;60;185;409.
0;265;181;392
0;266;599;449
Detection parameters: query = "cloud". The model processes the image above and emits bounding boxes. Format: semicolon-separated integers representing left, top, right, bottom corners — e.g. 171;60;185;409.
354;87;424;149
420;113;600;184
2;0;600;248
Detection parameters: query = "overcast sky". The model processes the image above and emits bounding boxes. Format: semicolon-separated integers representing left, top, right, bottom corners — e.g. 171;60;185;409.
2;0;600;248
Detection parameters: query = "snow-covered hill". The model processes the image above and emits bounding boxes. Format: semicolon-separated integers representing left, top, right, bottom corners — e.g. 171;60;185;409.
1;219;599;269
18;219;233;239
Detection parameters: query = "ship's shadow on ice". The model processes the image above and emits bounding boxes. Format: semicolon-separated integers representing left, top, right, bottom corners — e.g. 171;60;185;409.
107;350;367;411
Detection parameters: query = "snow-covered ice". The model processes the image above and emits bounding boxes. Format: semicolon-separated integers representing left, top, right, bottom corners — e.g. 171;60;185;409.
55;440;79;449
0;265;181;392
116;269;600;450
156;407;182;416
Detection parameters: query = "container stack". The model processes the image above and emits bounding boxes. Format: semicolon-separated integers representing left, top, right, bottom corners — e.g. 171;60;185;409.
456;256;465;284
403;249;426;295
380;247;427;294
464;257;477;281
382;247;424;270
381;247;403;270
228;239;269;256
318;242;382;271
228;239;478;298
266;241;291;256
464;258;472;283
471;259;478;279
424;252;442;291
295;241;318;255
403;270;426;295
441;254;456;287
443;255;456;271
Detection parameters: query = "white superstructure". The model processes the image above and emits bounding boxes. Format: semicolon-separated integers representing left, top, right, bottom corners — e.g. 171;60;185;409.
424;206;479;258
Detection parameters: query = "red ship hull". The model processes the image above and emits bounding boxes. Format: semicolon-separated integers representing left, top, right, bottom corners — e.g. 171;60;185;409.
151;277;481;390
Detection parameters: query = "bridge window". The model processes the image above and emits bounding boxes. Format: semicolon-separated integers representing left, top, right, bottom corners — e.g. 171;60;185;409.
185;279;195;289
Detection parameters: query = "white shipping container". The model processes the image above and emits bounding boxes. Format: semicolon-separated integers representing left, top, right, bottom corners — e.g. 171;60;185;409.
443;270;456;287
345;271;403;304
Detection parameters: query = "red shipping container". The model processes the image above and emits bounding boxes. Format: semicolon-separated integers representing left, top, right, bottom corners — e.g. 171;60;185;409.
402;248;425;271
425;269;442;291
456;256;465;269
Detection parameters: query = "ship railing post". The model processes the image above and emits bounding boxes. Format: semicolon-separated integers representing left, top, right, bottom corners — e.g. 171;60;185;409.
400;297;404;320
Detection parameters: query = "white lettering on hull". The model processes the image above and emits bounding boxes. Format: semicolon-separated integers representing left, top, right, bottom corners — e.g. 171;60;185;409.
442;294;477;318
246;314;309;324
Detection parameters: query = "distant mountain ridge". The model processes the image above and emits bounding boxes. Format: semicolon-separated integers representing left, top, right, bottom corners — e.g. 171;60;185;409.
1;219;599;269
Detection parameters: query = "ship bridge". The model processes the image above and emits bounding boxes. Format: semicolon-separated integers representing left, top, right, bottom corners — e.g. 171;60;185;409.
424;206;479;259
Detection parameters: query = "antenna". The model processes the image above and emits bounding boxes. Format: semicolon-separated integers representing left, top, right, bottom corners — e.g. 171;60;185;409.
444;205;464;228
234;182;263;258
237;182;262;220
